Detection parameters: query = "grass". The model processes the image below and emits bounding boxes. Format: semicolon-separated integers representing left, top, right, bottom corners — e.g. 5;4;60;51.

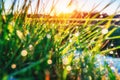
0;0;120;80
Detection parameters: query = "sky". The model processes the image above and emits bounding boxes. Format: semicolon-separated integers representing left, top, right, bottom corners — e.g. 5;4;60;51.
3;0;120;15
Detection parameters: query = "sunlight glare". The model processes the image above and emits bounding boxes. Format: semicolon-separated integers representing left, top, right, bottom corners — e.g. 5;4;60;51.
55;0;75;15
56;6;75;15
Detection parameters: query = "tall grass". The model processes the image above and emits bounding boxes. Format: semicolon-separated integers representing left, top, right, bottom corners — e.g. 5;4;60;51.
0;0;120;80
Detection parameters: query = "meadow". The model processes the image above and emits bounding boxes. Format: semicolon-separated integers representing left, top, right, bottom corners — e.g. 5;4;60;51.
0;0;120;80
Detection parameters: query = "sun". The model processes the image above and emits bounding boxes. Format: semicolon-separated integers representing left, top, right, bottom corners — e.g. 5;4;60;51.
56;6;74;15
54;1;75;16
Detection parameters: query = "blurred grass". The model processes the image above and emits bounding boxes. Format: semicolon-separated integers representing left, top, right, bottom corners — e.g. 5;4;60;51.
0;0;120;80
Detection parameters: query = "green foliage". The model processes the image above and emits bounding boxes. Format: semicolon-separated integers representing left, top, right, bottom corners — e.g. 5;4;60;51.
0;0;120;80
